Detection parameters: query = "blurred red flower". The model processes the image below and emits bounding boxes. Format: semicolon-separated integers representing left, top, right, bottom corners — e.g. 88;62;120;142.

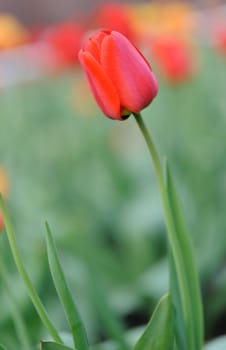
42;23;85;67
151;35;195;83
90;3;137;44
213;24;226;55
78;30;158;120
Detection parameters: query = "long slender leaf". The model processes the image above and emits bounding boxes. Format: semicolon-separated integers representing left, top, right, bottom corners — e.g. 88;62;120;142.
166;163;203;350
45;222;88;350
41;341;74;350
169;250;187;350
0;195;63;344
134;114;195;350
133;294;174;350
0;255;31;350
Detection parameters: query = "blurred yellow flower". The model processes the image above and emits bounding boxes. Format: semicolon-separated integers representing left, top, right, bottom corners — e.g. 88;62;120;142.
0;167;9;198
128;1;197;42
0;13;28;50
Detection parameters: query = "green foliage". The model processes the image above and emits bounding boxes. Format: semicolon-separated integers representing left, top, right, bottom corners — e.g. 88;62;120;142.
133;294;173;350
0;345;7;350
45;223;88;350
0;195;63;344
40;342;74;350
0;255;31;350
0;48;226;349
166;164;203;350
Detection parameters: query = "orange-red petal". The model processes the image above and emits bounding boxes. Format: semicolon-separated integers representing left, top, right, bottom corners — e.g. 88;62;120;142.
83;31;107;62
78;50;121;119
101;31;158;112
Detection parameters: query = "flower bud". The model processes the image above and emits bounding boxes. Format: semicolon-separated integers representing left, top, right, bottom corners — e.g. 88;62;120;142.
78;30;158;120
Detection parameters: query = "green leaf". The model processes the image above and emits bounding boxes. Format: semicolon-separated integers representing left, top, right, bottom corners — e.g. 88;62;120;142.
45;223;88;350
0;195;62;344
169;251;186;350
204;336;226;350
0;255;31;350
40;341;74;350
166;163;203;350
133;294;174;350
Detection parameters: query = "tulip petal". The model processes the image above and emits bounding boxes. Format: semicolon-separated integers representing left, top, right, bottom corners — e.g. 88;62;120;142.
101;31;158;112
83;31;107;63
78;50;121;119
84;39;100;62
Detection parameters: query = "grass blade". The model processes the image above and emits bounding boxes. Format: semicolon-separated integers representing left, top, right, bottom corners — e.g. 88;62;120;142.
0;255;31;350
0;194;63;344
169;250;187;350
133;294;174;350
166;163;203;350
45;222;89;350
134;114;197;350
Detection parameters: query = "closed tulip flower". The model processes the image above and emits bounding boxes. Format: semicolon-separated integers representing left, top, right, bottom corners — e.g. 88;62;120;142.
78;30;158;120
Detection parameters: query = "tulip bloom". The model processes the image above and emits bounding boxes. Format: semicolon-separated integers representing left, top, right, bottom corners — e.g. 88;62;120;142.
78;30;158;120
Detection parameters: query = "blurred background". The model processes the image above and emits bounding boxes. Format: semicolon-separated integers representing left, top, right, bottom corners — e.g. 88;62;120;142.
1;0;226;349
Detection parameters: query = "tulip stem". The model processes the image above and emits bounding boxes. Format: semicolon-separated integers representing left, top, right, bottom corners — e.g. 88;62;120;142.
133;111;182;264
133;112;192;347
133;113;170;215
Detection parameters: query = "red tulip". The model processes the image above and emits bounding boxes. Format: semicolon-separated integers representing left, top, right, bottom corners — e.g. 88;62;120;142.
78;30;158;120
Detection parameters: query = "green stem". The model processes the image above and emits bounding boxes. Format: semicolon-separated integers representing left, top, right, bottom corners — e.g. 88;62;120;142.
0;195;63;344
0;254;31;350
133;112;193;349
